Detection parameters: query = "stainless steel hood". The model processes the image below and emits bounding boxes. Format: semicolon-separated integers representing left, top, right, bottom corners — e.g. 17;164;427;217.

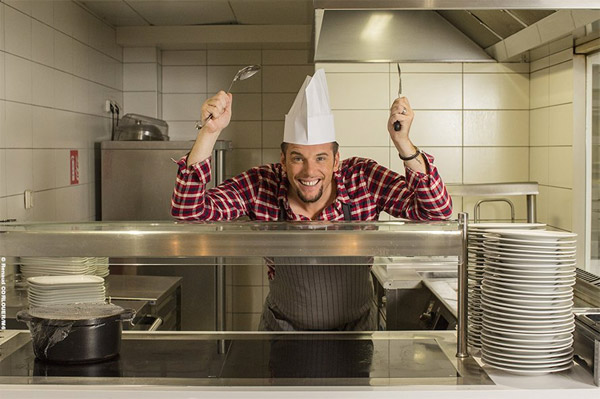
314;9;494;63
313;1;600;63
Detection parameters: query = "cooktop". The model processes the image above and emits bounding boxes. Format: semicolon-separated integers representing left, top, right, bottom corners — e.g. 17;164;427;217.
0;332;493;386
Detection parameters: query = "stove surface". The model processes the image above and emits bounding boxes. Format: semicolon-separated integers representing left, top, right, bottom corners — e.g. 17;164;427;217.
0;332;493;386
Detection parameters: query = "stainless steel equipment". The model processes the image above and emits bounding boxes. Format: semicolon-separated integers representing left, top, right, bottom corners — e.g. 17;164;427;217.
574;309;600;386
446;182;538;223
0;330;493;386
105;275;182;331
114;114;169;141
101;140;231;220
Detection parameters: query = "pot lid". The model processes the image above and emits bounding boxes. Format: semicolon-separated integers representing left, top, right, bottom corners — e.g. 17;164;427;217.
28;303;125;320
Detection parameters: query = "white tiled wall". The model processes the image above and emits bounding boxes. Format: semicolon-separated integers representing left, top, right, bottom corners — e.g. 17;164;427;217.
529;43;574;231
157;49;313;180
0;0;122;222
319;62;531;222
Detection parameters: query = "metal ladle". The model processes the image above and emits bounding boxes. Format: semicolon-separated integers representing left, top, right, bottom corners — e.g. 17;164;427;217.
203;64;261;126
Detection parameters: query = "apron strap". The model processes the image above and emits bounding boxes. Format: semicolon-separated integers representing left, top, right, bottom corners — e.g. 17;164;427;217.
279;202;353;221
341;202;352;221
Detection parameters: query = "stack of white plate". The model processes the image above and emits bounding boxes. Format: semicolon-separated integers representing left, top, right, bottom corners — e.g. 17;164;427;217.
27;275;106;307
20;257;98;279
467;223;545;350
94;257;110;278
480;229;577;375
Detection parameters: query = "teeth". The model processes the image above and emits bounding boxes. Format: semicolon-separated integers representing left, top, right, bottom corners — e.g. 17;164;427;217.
300;180;319;186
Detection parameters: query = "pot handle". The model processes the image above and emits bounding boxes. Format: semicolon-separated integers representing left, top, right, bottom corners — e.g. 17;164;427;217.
16;310;32;323
120;308;137;323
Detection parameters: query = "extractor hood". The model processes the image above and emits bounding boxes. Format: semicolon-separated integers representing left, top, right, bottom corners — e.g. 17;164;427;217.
314;9;494;63
313;1;600;63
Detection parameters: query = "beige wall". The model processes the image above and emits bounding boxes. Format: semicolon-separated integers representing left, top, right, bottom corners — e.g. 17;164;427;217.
319;62;531;222
0;0;122;222
529;39;575;232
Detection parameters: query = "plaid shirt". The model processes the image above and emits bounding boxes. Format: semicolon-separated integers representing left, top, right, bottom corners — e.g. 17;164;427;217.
172;153;452;280
171;153;452;222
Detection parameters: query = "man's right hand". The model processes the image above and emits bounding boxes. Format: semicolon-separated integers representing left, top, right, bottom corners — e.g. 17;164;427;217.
187;91;233;167
201;90;232;135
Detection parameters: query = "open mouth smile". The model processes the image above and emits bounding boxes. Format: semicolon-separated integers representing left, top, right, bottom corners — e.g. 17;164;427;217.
298;179;321;187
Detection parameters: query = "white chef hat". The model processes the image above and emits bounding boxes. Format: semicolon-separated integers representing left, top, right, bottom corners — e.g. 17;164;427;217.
283;69;336;145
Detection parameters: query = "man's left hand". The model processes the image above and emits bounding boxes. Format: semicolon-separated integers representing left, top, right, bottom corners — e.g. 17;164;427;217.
387;97;414;144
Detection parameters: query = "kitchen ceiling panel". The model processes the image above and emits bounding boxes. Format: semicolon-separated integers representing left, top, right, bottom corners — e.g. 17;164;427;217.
437;10;501;49
127;0;235;26
470;10;524;38
79;0;150;26
509;10;555;26
229;0;313;25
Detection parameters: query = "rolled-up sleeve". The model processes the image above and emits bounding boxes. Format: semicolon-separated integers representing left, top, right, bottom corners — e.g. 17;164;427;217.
170;156;253;221
367;152;452;221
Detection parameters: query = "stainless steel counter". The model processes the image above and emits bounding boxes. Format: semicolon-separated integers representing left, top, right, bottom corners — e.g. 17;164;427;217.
0;331;491;387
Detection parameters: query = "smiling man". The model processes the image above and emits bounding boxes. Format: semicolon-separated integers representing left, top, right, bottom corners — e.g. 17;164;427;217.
171;69;452;331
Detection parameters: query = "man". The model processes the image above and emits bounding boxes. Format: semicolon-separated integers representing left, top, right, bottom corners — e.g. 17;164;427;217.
171;69;452;331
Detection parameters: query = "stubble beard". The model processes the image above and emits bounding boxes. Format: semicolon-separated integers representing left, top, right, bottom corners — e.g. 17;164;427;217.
296;186;324;203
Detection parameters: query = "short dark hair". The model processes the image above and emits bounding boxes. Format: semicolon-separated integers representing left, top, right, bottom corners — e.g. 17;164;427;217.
280;141;339;157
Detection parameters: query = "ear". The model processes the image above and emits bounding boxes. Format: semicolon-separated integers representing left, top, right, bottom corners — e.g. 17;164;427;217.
333;151;340;172
280;151;286;172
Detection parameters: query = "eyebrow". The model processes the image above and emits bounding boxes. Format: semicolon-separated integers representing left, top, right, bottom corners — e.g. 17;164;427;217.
289;151;330;157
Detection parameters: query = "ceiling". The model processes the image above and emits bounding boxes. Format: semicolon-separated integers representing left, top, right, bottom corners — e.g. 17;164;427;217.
77;0;315;27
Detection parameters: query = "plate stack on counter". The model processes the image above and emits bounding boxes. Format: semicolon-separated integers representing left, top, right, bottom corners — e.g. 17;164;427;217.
467;223;546;350
27;275;106;307
94;257;110;278
19;257;110;279
480;229;577;375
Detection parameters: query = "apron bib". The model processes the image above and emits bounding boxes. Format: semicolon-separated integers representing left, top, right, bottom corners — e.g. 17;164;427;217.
259;202;377;331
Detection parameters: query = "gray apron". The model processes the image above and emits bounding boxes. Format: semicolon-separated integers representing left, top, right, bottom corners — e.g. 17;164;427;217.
258;203;377;331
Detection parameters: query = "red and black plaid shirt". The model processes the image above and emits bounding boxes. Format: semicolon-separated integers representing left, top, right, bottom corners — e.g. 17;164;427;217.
171;153;452;222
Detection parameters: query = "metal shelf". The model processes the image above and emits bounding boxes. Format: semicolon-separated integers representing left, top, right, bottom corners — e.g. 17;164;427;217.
0;220;462;258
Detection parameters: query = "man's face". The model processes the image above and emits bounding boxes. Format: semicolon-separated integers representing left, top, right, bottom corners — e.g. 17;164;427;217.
281;143;340;204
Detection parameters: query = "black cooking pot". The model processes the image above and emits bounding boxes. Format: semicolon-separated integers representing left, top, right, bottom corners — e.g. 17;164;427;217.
16;303;135;364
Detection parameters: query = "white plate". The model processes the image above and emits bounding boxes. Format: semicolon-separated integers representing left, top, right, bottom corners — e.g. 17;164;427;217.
481;295;573;310
482;273;576;285
486;241;577;252
484;229;577;240
469;223;546;230
482;265;576;275
27;275;104;286
483;352;573;365
483;273;575;292
483;268;575;280
482;355;573;375
483;345;573;359
482;247;576;259
482;274;576;287
482;242;576;255
481;338;574;353
482;321;574;334
481;330;572;344
481;288;573;301
481;305;574;320
483;321;574;335
481;280;573;295
482;258;576;269
482;234;577;246
481;302;573;316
